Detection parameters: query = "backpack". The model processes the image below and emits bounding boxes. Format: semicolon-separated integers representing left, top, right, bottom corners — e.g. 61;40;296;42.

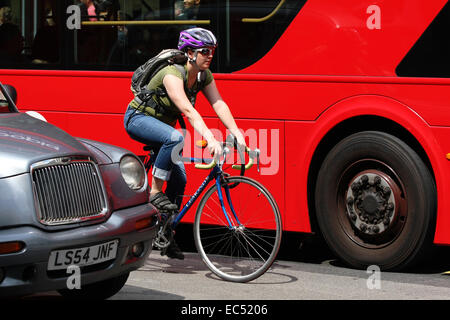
129;49;205;133
131;49;188;105
131;49;208;107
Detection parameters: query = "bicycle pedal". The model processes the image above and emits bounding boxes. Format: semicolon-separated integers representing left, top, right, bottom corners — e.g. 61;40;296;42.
153;229;172;249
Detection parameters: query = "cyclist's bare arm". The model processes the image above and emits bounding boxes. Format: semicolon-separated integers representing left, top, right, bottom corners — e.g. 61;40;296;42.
202;79;246;151
163;74;222;157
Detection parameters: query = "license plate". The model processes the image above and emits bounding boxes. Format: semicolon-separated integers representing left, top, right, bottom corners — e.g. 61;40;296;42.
47;240;118;271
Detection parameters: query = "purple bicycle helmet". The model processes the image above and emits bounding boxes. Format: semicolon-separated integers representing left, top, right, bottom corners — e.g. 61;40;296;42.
178;27;217;51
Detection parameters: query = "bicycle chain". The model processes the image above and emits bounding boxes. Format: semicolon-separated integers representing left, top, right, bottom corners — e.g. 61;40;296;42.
152;212;176;249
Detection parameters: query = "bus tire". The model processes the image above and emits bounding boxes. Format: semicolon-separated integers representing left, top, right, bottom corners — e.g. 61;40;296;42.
314;131;436;271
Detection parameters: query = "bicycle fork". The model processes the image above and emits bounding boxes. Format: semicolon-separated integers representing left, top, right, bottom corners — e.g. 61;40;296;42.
215;176;242;230
154;169;243;250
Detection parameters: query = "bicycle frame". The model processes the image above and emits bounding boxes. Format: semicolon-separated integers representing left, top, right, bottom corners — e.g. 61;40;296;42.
144;150;240;229
145;145;280;283
170;157;241;229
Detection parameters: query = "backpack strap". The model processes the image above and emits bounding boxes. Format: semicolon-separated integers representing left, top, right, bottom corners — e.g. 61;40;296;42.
174;64;187;83
172;64;206;93
198;70;207;87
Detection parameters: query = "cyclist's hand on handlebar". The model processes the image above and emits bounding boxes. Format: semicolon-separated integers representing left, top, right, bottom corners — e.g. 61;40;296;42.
207;138;223;160
234;132;247;154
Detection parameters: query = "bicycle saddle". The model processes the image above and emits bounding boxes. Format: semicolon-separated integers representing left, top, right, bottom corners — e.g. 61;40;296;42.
143;143;160;152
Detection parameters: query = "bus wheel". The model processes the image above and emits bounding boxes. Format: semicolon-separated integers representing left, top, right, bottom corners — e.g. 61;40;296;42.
315;131;436;270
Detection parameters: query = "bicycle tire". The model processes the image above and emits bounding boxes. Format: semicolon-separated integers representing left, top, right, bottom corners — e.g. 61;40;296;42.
194;176;282;282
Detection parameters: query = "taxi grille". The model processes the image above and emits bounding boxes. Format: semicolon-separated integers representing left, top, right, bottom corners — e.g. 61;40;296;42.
31;157;108;225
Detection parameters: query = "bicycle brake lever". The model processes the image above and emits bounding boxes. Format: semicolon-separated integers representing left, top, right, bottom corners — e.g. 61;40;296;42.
255;149;260;173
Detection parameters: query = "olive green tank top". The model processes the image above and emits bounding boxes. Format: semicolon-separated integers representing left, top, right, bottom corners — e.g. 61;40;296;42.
132;64;213;124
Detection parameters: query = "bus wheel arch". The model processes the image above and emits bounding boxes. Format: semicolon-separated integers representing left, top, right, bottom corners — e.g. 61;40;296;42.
308;116;437;270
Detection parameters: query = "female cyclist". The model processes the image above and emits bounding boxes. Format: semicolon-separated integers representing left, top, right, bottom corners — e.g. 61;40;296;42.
124;27;246;259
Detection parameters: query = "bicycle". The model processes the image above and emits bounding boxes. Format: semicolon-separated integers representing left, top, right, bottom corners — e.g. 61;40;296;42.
143;134;282;283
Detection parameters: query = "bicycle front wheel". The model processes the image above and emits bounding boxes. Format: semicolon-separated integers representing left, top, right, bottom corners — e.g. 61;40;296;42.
194;176;282;282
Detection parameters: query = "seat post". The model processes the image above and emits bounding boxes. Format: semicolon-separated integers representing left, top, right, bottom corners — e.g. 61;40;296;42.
143;144;160;173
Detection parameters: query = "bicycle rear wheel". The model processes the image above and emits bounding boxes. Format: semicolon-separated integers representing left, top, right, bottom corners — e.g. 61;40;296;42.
194;176;282;282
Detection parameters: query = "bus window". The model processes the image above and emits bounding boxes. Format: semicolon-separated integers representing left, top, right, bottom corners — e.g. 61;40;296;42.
75;0;118;66
0;0;62;68
0;0;25;68
0;0;305;72
31;0;61;65
396;1;450;78
216;0;306;72
76;0;211;70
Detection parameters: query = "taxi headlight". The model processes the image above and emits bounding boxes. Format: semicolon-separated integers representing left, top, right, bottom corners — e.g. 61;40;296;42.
120;156;146;190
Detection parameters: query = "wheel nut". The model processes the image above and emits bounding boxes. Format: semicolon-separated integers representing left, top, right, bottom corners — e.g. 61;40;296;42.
361;175;369;184
374;176;381;185
383;187;391;196
373;226;380;233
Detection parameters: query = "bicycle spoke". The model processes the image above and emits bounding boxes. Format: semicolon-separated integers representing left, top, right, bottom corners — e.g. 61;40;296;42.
200;225;230;232
200;231;230;241
203;201;231;227
201;231;231;251
243;228;278;248
216;233;260;275
205;193;237;227
237;192;269;227
239;231;272;259
234;234;261;264
242;218;278;229
195;176;281;282
226;184;274;230
244;228;278;237
233;235;265;273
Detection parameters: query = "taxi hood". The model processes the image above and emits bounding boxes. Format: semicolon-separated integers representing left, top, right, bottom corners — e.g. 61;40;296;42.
0;113;91;178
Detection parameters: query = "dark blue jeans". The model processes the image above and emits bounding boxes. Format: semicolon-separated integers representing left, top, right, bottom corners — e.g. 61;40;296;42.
124;105;186;207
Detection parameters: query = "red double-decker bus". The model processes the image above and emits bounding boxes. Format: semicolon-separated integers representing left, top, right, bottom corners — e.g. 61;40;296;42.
2;0;450;271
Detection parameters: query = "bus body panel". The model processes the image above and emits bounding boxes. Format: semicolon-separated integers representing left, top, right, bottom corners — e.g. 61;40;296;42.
240;0;448;76
5;70;450;127
4;70;450;244
2;0;450;253
297;94;450;244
